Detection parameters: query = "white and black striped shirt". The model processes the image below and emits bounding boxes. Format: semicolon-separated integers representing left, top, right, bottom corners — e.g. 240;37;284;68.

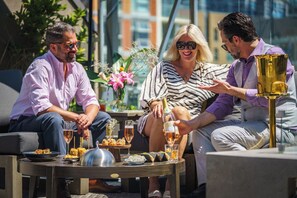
139;61;230;118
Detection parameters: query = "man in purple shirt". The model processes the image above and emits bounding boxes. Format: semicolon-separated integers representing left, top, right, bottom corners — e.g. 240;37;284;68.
8;22;113;197
176;12;297;197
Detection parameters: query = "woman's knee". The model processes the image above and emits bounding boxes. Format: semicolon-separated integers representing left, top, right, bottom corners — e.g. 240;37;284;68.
172;106;190;119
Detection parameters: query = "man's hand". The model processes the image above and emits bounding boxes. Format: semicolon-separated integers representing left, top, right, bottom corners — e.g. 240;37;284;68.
77;128;90;140
198;79;231;94
174;120;193;135
76;113;91;129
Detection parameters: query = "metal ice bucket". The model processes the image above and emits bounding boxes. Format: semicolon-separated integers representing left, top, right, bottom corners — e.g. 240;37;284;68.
255;54;288;148
256;54;288;96
80;141;115;166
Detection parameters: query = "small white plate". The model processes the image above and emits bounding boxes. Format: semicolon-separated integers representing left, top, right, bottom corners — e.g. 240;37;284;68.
126;160;145;165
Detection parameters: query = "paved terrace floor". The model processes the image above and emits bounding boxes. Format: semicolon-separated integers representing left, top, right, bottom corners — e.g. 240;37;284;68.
22;177;200;198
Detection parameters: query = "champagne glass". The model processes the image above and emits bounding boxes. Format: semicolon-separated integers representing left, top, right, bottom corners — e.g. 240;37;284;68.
163;121;180;147
124;120;135;156
63;129;74;156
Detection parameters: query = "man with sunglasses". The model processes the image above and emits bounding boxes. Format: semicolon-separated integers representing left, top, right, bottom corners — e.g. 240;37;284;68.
8;22;115;197
175;12;297;197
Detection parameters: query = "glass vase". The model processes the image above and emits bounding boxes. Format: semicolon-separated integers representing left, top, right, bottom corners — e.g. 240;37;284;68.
110;88;126;112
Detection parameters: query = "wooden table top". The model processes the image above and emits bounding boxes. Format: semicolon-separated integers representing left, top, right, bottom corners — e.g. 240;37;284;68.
18;156;185;179
106;110;144;117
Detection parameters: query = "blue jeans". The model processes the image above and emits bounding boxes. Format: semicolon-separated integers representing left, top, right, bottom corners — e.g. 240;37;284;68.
9;112;111;155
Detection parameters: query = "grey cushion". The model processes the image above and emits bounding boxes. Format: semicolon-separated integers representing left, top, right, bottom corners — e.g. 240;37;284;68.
0;132;43;154
0;69;22;129
0;70;43;155
0;82;19;126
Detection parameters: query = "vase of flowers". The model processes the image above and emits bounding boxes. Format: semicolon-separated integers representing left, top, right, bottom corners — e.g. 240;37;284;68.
107;71;134;111
86;44;159;111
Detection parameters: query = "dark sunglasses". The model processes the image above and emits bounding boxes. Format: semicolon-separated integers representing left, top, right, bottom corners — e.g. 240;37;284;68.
176;41;197;50
221;44;228;51
54;41;80;50
221;35;234;51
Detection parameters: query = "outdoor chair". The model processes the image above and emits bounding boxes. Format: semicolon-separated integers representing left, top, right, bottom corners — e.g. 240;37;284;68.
0;69;87;198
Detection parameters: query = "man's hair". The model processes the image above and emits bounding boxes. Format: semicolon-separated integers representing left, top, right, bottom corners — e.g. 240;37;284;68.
217;12;258;42
45;22;75;48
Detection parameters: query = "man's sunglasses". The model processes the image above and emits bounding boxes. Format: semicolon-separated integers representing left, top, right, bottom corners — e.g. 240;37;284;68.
221;44;228;51
176;41;197;50
221;35;234;51
54;41;80;50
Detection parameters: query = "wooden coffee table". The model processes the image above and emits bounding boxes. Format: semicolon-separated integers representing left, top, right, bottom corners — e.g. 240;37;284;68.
18;156;185;198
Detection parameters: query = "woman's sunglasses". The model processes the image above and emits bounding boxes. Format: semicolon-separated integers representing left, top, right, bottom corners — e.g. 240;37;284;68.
176;41;197;50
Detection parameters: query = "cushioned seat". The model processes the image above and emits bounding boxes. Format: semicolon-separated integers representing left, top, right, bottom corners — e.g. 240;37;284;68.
0;132;43;154
0;70;42;154
0;69;43;198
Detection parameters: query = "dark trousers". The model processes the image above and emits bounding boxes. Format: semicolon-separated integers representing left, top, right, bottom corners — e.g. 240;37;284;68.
9;112;111;155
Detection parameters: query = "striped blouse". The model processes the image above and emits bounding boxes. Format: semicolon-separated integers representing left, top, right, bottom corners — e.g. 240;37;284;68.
139;61;230;118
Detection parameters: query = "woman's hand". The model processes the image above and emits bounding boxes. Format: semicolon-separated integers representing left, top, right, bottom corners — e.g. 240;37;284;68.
150;101;163;119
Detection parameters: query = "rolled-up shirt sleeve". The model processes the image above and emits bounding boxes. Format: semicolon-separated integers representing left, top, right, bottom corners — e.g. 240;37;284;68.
205;68;235;120
245;88;269;107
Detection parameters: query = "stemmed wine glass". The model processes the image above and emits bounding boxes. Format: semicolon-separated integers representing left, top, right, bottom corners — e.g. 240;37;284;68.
124;120;135;156
63;122;74;156
63;129;74;156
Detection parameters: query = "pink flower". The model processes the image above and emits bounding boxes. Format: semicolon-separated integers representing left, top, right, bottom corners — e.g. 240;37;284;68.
120;72;134;85
108;73;124;91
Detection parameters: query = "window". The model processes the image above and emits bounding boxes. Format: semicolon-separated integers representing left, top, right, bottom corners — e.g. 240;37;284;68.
133;20;150;47
133;0;149;13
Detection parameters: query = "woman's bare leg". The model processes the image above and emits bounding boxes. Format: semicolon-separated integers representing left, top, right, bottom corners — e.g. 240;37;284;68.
165;106;191;191
143;113;165;193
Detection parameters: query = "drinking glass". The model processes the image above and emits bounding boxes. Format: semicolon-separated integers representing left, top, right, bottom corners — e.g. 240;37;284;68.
170;144;179;162
163;121;180;147
63;129;74;156
106;118;117;140
124;120;135;156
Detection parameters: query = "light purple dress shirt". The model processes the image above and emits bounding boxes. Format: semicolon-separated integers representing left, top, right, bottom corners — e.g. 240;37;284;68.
207;38;295;120
10;51;99;120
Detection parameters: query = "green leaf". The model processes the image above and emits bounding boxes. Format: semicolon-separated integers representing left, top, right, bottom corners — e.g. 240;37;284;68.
86;70;108;84
112;53;122;64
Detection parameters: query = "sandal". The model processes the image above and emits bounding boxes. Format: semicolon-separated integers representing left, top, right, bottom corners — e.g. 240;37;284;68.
163;190;171;198
148;190;162;198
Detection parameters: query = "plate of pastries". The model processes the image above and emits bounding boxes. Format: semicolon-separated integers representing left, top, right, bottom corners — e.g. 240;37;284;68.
99;137;131;149
63;147;87;163
23;149;59;162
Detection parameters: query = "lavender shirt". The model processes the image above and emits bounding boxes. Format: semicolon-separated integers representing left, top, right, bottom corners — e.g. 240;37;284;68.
10;51;99;120
207;39;295;120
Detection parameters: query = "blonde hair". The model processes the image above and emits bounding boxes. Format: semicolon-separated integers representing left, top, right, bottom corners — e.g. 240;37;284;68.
164;24;213;62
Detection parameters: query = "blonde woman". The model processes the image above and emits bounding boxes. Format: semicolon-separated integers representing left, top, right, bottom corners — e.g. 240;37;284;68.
138;24;229;198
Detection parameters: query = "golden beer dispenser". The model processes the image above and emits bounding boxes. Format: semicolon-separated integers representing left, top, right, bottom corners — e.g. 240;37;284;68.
255;54;288;148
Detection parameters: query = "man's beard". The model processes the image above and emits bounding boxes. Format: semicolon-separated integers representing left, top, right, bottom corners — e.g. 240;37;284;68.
231;50;240;59
66;52;76;62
